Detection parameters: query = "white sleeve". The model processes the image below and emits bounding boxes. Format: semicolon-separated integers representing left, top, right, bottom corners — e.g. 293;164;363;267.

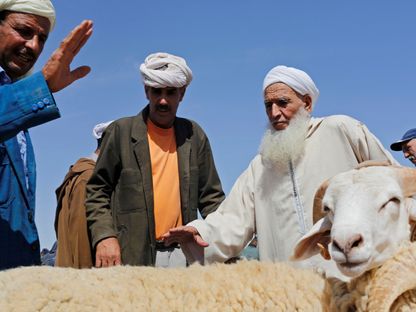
187;160;257;264
337;116;399;166
358;122;400;165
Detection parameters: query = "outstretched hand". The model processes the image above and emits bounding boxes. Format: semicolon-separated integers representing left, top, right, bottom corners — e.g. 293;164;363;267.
42;20;93;92
161;226;209;248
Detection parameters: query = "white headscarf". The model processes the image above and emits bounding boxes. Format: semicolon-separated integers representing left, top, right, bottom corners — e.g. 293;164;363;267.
139;52;193;88
0;0;56;30
263;65;319;108
92;120;113;139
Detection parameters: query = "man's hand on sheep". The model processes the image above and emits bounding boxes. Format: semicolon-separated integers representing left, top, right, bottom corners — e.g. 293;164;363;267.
162;226;209;247
95;237;122;268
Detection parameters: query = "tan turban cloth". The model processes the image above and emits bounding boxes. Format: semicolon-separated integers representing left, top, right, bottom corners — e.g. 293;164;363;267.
263;65;320;108
139;52;193;88
0;0;56;30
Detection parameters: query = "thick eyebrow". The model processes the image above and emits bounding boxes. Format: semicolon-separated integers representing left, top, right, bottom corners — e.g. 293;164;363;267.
11;19;50;41
264;96;290;103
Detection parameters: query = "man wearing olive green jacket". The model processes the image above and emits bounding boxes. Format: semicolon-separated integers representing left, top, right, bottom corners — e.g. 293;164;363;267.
85;53;225;268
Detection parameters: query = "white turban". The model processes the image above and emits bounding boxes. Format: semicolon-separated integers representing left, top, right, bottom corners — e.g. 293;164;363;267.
92;120;113;140
139;52;193;88
0;0;56;30
263;65;320;108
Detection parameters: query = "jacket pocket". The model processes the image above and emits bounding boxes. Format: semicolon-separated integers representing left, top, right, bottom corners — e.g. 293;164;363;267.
115;169;146;213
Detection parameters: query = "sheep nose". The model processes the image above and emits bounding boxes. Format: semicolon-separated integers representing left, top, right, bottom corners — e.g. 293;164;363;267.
333;234;363;255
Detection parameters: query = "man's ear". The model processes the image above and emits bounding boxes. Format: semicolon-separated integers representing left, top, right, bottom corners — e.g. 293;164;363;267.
144;86;150;100
291;216;332;261
179;86;187;101
303;94;312;113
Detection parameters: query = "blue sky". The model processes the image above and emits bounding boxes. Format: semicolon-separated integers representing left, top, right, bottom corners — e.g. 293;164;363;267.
31;1;416;248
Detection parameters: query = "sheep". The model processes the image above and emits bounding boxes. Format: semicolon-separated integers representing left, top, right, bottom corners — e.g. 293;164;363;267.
1;245;415;312
0;261;327;312
292;163;416;311
1;164;415;312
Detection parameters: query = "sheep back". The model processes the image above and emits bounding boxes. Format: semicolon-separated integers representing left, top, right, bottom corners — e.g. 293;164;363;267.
0;260;326;312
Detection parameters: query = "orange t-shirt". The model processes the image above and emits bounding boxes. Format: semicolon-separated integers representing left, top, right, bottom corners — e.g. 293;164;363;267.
147;119;182;240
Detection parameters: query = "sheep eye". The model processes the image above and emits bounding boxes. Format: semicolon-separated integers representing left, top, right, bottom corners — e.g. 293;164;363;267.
323;206;331;213
380;198;400;211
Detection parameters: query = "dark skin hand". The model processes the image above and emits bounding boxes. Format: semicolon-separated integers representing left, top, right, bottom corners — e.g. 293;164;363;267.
42;20;93;92
95;237;121;268
161;225;209;247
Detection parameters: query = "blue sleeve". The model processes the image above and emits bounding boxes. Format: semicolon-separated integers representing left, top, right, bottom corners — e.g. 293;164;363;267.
0;71;61;142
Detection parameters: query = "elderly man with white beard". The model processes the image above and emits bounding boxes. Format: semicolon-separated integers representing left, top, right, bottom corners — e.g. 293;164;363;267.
162;65;398;271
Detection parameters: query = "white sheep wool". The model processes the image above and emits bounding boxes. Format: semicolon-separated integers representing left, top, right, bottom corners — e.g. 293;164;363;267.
185;115;397;278
0;0;56;30
139;52;193;88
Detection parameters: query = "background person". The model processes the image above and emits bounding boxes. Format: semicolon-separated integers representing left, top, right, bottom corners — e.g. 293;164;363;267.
55;121;113;268
0;0;93;269
86;52;225;268
390;128;416;166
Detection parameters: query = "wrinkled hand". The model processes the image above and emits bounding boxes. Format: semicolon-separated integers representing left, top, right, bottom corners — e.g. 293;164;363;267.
95;237;121;268
42;20;93;92
161;226;209;247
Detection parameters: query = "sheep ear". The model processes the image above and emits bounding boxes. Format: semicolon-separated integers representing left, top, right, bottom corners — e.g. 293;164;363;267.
291;216;332;261
312;179;329;224
397;167;416;198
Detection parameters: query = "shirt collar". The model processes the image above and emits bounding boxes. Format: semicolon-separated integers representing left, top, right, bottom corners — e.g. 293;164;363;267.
0;66;12;84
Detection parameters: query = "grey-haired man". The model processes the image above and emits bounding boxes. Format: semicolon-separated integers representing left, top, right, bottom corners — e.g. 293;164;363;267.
391;128;416;166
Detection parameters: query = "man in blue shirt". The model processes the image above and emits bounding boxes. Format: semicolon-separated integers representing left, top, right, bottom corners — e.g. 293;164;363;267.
0;0;93;269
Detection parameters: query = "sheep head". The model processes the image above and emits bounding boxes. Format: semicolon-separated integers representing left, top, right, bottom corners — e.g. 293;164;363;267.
292;165;416;278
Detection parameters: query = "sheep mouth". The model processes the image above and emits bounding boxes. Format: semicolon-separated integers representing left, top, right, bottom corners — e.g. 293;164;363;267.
338;259;369;276
339;260;367;269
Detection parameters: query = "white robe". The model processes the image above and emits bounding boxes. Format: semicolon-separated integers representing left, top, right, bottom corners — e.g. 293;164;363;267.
184;115;398;269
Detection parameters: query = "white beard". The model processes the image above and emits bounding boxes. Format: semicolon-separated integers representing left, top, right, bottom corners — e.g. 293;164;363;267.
259;107;310;168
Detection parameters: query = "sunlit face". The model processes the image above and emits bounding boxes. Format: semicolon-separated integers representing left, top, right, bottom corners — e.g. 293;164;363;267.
263;83;312;131
402;139;416;166
145;86;186;128
0;12;50;80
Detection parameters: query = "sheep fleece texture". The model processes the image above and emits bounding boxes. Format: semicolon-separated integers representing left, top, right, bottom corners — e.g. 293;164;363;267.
0;261;325;312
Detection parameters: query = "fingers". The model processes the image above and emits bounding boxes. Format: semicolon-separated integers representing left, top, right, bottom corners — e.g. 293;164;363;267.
95;254;102;268
95;254;121;268
42;20;93;93
71;65;91;81
194;235;209;247
94;237;121;268
61;20;93;55
162;226;208;247
114;256;122;266
72;23;93;56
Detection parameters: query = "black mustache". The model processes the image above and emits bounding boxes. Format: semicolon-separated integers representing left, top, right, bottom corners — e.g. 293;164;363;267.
18;48;36;61
156;105;170;112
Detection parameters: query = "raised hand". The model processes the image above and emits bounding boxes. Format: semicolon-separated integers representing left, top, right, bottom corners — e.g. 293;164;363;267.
42;20;93;92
